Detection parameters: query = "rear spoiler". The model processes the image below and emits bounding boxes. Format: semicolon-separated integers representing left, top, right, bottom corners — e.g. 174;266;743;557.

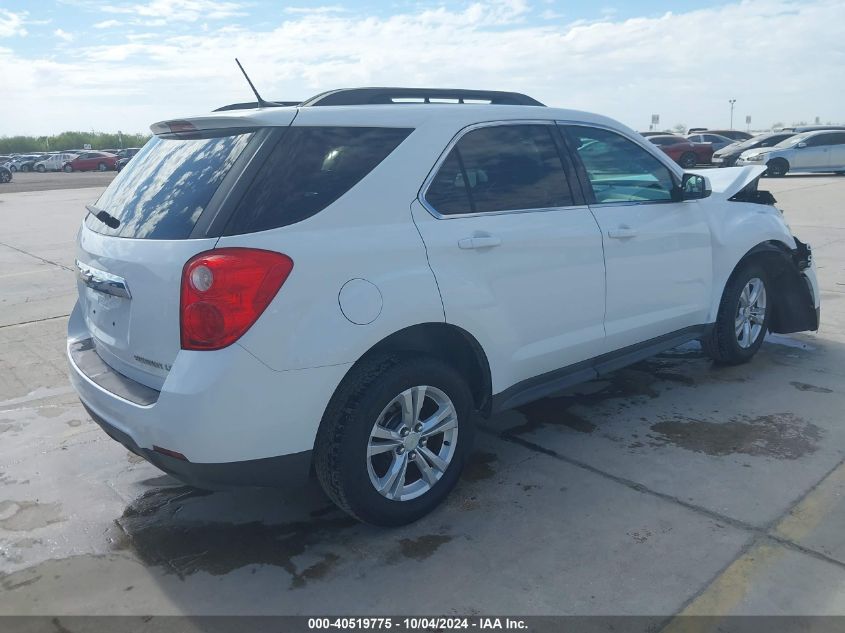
150;110;296;138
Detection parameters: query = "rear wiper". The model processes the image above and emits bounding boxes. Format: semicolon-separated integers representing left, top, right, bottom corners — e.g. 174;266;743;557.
86;204;120;229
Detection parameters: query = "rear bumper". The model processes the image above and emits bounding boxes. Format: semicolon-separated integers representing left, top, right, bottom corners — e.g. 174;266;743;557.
67;302;352;478
83;402;312;489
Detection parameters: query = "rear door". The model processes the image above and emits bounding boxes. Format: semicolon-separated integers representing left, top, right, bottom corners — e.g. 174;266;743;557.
562;124;712;351
412;122;606;393
827;132;845;169
74;125;277;389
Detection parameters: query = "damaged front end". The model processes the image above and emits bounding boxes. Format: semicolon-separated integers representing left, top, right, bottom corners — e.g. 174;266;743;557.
748;238;819;334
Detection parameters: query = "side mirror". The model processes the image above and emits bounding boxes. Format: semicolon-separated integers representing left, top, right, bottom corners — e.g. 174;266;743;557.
674;173;710;201
797;142;808;148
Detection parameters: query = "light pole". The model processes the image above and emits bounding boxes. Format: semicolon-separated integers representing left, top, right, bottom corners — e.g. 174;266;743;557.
729;99;736;129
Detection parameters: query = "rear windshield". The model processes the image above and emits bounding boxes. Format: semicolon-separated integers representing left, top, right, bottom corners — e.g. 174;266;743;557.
86;132;253;239
223;126;412;235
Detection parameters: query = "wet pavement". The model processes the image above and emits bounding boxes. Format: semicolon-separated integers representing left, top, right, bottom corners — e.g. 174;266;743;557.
1;175;845;617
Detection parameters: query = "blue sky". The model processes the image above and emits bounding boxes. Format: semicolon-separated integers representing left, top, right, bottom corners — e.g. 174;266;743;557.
0;1;842;134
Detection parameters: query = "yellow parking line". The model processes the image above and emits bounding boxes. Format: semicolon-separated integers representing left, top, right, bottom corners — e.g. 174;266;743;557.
773;461;845;543
661;461;845;631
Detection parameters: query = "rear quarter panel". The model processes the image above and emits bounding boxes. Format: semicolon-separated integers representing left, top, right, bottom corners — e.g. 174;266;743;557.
218;123;454;372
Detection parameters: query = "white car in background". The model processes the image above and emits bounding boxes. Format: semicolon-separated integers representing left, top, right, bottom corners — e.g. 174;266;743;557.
737;130;845;176
34;152;79;172
67;88;820;526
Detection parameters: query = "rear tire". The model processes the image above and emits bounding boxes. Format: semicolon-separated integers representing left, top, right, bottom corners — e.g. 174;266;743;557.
36;164;45;173
702;261;771;365
314;354;474;526
765;158;789;177
680;153;697;168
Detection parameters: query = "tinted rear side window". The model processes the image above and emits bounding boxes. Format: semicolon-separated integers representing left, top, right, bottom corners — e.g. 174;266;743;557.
87;132;253;239
224;126;412;235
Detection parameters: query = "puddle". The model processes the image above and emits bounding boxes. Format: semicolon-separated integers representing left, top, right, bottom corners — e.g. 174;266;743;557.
396;534;453;561
790;381;833;394
461;452;498;481
111;486;357;586
649;413;822;459
0;500;64;531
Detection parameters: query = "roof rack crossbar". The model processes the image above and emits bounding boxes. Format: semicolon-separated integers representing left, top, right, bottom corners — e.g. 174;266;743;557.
300;87;544;107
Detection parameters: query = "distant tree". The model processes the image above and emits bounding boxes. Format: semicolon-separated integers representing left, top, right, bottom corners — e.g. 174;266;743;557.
673;123;687;134
0;131;151;154
771;122;785;130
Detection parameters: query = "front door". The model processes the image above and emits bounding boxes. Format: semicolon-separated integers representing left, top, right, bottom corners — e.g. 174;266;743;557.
562;124;713;352
412;122;606;394
793;132;836;170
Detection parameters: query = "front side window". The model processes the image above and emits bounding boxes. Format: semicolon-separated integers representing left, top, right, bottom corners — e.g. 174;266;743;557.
224;126;412;234
425;124;574;215
566;125;675;203
807;134;833;147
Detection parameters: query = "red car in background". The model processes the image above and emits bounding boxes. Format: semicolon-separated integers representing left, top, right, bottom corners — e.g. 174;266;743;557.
648;135;714;168
62;151;118;172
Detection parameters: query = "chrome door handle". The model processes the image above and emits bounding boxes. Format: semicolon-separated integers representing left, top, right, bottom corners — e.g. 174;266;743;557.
458;236;502;249
607;226;638;239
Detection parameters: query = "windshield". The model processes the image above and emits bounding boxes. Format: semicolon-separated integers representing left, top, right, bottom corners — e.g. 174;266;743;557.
86;131;254;239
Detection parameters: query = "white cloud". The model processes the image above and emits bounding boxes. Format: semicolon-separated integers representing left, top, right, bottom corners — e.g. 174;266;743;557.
93;19;123;29
54;28;75;42
101;0;246;22
0;9;28;38
1;0;843;135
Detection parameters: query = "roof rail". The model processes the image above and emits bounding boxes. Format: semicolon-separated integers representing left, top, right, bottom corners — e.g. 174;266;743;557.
300;87;545;107
213;100;300;112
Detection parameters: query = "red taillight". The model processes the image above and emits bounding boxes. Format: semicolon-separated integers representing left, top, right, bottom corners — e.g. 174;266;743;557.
180;248;293;351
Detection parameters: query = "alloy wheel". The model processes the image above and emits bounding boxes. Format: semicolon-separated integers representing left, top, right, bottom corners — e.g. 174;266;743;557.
367;385;458;502
735;277;767;349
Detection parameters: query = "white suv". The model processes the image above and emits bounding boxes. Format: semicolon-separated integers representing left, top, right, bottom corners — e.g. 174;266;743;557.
67;88;820;525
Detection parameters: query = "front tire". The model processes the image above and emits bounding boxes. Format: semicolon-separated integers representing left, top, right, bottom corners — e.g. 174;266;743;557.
0;170;11;183
679;152;697;168
63;164;73;173
36;164;45;173
98;162;107;172
765;158;789;177
314;355;474;526
702;262;771;365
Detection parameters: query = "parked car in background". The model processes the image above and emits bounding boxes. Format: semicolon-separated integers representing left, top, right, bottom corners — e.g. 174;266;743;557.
648;134;713;167
63;152;118;172
686;133;735;153
115;147;141;172
640;131;677;137
116;147;141;159
737;130;845;176
699;129;753;142
0;164;11;183
34;153;79;172
5;154;44;172
713;132;797;167
778;125;845;133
